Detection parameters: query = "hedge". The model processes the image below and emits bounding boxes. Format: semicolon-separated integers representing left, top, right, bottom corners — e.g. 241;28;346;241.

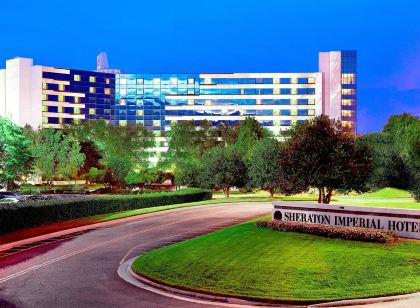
256;220;397;243
0;188;212;234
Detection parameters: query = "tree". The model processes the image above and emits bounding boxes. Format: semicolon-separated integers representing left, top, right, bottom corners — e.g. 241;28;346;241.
65;120;153;185
248;138;283;197
86;167;106;184
280;115;372;204
125;168;160;189
0;117;32;189
30;129;85;187
200;146;247;197
361;114;420;193
361;133;412;189
235;117;267;161
173;159;202;188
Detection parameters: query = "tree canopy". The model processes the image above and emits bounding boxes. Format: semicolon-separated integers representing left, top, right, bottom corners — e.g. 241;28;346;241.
280;115;372;204
0;117;32;189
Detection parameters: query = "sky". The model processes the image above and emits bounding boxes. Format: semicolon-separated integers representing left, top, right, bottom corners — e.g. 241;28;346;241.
0;0;419;133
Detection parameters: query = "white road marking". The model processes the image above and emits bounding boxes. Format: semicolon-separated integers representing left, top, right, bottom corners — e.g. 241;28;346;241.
0;208;266;284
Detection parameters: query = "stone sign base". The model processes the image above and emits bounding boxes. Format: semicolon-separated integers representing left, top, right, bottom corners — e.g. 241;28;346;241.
272;202;420;239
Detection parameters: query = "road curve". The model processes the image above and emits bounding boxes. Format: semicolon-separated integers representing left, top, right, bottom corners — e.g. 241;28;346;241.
0;202;273;308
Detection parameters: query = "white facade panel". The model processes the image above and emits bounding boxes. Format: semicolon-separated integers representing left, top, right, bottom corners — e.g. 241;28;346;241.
0;69;5;117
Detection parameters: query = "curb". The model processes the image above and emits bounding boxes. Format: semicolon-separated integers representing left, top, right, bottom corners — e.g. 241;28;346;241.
118;257;298;307
118;258;420;308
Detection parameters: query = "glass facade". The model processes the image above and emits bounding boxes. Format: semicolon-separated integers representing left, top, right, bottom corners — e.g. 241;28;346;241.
340;50;357;130
37;51;356;135
41;69;115;126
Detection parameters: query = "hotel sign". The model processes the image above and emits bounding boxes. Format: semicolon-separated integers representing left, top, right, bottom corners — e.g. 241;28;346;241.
272;202;420;239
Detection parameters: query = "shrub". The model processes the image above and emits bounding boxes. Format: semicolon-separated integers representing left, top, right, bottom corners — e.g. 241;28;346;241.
412;186;420;202
256;220;397;243
0;188;212;234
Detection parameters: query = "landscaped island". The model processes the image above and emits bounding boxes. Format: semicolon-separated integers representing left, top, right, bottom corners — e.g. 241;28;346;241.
132;217;420;302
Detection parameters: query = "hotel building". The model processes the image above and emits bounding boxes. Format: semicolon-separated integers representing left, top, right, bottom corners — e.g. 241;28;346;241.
0;50;357;152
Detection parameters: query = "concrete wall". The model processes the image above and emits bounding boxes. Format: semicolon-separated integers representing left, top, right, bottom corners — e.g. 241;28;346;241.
1;58;42;128
319;51;342;120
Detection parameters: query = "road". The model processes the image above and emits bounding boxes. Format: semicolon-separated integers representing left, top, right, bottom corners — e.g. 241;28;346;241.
0;202;273;308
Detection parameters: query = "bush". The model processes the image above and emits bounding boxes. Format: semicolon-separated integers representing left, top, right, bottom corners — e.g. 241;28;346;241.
256;220;397;243
0;188;212;234
412;186;420;202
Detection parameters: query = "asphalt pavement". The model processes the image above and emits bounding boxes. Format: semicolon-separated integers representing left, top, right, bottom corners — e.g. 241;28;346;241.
0;202;272;308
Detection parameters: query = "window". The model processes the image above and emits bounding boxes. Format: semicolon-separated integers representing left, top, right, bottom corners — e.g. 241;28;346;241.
291;99;297;105
342;88;356;95
42;117;48;124
136;88;144;95
187;89;195;95
342;110;353;117
153;78;160;85
74;97;79;103
74;107;80;114
342;99;354;106
119;120;127;126
291;78;298;84
120;79;127;85
58;95;64;102
342;73;356;84
273;78;279;84
187;78;195;84
308;109;315;116
291;88;297;95
58;106;63;113
42;105;47;112
106;78;110;84
290;109;297;116
89;76;96;83
308;77;315;84
120;99;126;105
136;78;143;85
104;88;111;95
153;120;160;127
273;88;280;94
74;75;81;81
42;83;47;90
136;110;143;116
89;87;95;93
342;121;353;128
42;94;48;101
89;108;96;115
58;84;65;91
188;99;194;105
308;99;315;105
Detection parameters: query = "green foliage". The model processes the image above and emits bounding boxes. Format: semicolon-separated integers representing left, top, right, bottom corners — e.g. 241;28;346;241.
173;159;202;187
30;129;85;184
280;115;373;204
0;188;212;234
87;167;106;184
65;120;153;185
248;138;283;196
235;117;266;160
0;117;32;189
257;220;397;243
124;168;158;187
200;146;247;197
362;114;420;194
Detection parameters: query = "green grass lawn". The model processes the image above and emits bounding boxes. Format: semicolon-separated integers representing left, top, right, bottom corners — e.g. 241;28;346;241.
334;188;419;210
101;187;417;222
132;219;420;302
